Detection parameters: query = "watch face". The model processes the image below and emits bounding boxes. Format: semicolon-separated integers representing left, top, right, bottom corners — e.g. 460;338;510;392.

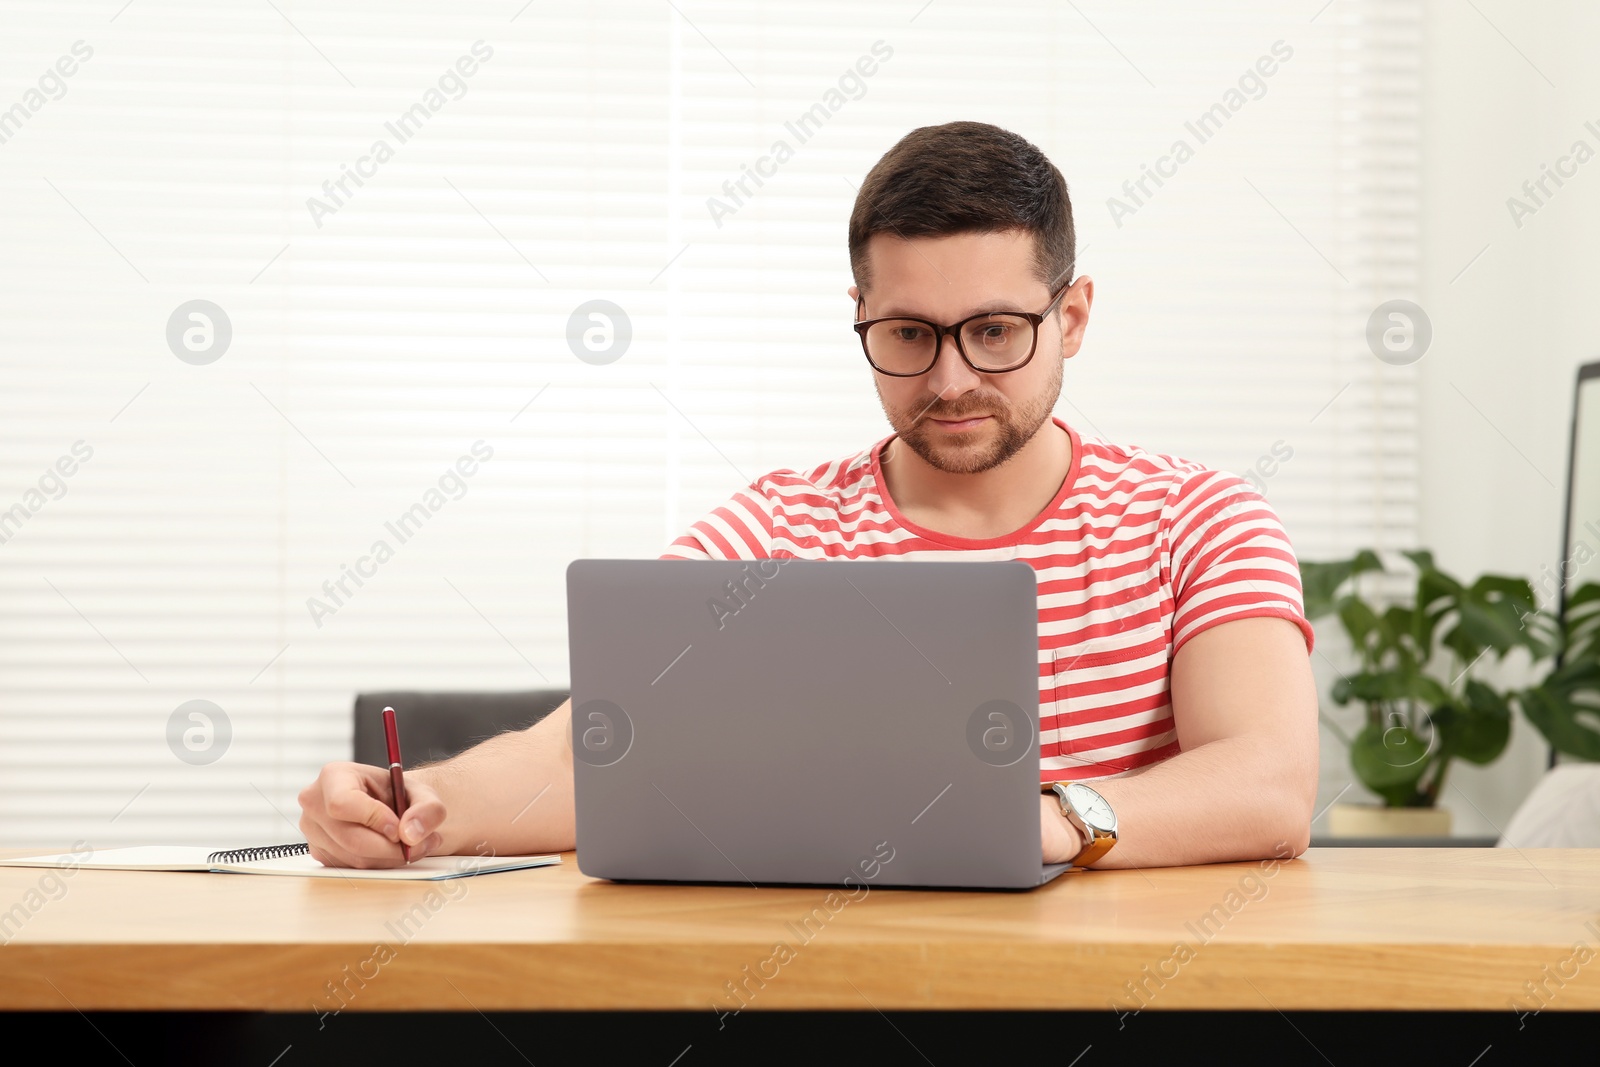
1066;783;1116;831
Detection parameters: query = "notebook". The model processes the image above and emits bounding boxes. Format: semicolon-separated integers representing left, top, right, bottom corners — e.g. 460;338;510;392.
0;842;560;881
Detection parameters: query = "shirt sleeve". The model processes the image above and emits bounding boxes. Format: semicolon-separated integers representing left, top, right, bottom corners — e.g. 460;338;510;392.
659;483;775;561
1165;470;1315;655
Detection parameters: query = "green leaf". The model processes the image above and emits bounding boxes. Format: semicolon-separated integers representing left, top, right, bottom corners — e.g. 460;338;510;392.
1563;582;1600;664
1412;566;1464;663
1400;549;1437;574
1336;595;1382;654
1518;610;1563;661
1300;550;1383;620
1456;575;1542;657
1463;678;1511;716
1439;621;1484;669
1453;599;1531;658
1408;673;1451;708
1332;670;1389;704
1435;681;1513;765
1519;660;1600;761
1470;574;1538;612
1350;722;1432;806
1334;670;1449;708
1380;605;1418;663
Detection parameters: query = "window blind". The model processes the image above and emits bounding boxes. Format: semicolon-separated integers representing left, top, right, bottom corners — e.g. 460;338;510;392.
0;0;1418;846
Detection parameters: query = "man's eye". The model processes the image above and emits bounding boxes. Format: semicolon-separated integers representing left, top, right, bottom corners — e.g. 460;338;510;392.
893;327;927;343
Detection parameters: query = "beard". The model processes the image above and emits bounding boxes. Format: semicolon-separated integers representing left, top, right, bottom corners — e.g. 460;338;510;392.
879;357;1062;475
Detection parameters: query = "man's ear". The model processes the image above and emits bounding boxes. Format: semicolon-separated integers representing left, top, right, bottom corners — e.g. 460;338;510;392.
847;284;860;303
1058;275;1094;360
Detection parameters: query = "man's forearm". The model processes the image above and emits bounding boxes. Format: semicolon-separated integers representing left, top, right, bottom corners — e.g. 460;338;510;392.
414;699;577;855
1082;735;1315;868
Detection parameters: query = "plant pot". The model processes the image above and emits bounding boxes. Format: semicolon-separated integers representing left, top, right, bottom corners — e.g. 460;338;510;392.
1326;802;1452;838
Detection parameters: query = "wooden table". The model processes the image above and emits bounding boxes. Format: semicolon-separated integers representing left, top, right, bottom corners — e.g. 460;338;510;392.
3;847;1598;1013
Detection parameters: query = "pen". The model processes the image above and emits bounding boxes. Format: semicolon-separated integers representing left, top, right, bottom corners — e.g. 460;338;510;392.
381;705;411;863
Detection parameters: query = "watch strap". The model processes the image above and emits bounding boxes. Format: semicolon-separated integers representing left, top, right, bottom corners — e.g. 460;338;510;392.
1069;827;1116;867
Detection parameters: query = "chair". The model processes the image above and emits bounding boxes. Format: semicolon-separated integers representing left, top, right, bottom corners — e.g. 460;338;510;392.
351;689;569;769
1497;763;1600;847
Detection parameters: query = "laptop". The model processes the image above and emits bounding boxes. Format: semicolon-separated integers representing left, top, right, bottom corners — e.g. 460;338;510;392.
566;558;1072;890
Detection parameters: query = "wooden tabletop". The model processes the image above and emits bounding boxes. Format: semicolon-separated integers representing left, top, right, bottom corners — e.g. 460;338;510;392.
2;848;1598;1012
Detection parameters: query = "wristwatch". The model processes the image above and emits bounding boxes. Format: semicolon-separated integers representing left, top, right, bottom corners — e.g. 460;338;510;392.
1043;781;1118;867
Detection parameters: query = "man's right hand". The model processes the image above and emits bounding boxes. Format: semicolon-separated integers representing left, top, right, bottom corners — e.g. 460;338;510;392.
297;762;448;869
297;700;577;868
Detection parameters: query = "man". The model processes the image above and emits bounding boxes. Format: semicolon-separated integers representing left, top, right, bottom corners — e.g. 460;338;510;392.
299;121;1319;871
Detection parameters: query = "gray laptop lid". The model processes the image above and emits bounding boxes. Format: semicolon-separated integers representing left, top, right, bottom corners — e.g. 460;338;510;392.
567;558;1067;890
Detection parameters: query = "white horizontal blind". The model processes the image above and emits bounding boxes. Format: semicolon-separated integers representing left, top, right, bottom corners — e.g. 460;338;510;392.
0;0;1417;847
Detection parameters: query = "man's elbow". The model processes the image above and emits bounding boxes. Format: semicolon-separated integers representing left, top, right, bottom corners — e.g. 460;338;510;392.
1271;737;1318;859
1277;813;1312;859
1248;797;1311;862
1236;730;1315;860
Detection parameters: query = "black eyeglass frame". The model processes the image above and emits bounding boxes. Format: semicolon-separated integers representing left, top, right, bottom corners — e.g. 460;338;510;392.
852;276;1074;377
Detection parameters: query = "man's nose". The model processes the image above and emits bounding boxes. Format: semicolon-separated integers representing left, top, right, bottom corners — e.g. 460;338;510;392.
924;332;980;399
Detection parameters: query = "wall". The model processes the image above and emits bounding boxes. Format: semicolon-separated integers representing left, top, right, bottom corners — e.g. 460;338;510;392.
1319;0;1600;836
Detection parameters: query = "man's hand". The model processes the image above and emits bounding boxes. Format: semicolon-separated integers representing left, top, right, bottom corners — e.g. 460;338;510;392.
1040;792;1086;865
296;702;577;868
297;762;449;869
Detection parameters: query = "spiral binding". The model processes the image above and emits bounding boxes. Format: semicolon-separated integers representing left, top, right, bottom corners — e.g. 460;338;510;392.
206;842;311;865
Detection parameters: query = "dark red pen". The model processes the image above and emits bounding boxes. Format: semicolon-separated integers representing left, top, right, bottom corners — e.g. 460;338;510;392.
381;705;411;863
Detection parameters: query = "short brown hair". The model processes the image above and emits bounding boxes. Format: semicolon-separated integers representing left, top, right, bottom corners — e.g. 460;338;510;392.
848;121;1075;293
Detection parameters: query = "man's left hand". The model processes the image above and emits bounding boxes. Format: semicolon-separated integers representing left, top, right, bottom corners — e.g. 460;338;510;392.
1040;792;1086;865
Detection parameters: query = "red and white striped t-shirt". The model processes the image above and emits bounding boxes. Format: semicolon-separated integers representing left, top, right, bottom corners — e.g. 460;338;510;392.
662;418;1314;784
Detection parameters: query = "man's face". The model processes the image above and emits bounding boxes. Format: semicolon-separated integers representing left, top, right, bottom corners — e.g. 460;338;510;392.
851;230;1090;475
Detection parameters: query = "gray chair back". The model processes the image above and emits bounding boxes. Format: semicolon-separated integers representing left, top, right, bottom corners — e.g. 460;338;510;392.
352;689;568;768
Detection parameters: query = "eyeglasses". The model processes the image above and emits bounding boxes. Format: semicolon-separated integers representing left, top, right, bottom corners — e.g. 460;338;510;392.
853;277;1072;377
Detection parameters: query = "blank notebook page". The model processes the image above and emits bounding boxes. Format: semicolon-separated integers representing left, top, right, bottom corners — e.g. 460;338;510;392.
220;852;560;879
0;847;559;879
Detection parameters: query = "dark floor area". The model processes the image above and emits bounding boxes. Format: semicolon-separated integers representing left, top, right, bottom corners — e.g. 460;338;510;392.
8;1007;1591;1065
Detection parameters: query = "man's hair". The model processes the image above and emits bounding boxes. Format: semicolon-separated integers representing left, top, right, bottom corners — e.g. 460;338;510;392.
848;121;1075;293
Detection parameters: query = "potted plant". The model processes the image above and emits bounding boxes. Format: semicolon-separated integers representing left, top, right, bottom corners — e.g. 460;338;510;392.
1300;549;1600;837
